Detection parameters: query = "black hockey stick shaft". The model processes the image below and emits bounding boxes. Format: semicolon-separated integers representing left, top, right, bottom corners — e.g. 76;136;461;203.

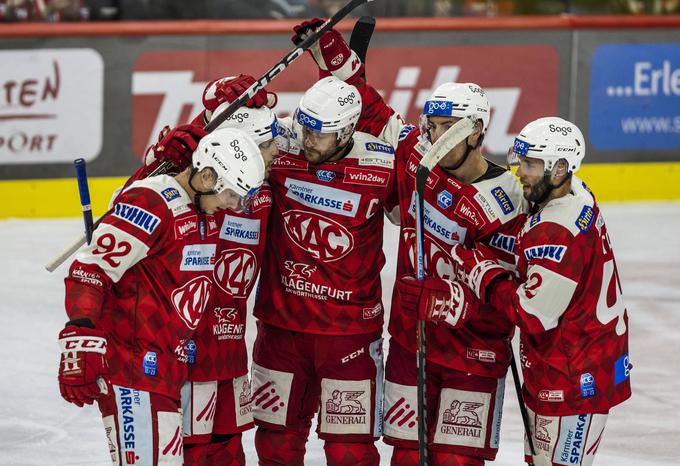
415;166;430;466
74;158;94;245
45;0;371;272
511;347;536;465
349;15;375;78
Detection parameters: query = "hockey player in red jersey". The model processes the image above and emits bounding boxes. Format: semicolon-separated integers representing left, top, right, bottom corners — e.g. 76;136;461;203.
452;117;632;466
57;127;266;466
250;74;399;466
180;77;279;466
300;22;528;465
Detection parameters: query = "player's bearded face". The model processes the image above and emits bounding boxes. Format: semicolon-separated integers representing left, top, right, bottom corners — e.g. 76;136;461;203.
517;157;550;202
301;127;339;164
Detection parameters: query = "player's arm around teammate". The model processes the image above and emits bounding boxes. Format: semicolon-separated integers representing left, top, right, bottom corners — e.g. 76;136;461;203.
452;118;632;466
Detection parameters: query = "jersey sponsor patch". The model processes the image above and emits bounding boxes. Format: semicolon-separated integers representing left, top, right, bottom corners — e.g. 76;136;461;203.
614;353;631;385
537;390;564;402
219;215;261;245
316;169;336;183
343;166;390;187
489;232;516;255
282;209;355;262
251;190;273;213
161;187;181;202
473;192;498;221
454;196;487;228
579;373;596;398
575;205;595;234
284;178;360;218
399;124;416;141
357;156;393;169
273;155;309;171
406;154;439;189
113;202;160;234
408;193;467;245
490;186;515;215
174;215;198;239
524;244;567;263
180;244;217;271
437;190;453;210
466;348;496;363
365;141;394;154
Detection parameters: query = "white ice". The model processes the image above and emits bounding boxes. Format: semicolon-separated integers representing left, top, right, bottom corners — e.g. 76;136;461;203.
1;202;679;465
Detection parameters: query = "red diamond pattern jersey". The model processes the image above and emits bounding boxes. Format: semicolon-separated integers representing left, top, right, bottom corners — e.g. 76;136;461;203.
488;178;632;416
353;79;527;378
188;184;273;381
64;175;217;400
253;118;399;335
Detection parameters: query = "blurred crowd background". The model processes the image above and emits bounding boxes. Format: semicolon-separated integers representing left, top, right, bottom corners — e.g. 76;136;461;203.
1;0;679;22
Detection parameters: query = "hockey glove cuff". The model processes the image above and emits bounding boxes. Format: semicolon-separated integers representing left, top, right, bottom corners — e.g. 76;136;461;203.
396;276;476;329
58;323;109;407
451;243;510;302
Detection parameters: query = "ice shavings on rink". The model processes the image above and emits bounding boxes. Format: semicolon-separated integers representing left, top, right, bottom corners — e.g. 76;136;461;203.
1;202;679;465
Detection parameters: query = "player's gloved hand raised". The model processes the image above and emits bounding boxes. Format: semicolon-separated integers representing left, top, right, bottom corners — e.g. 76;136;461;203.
144;124;208;171
451;243;510;302
58;321;109;407
292;19;364;84
396;275;476;328
202;74;277;113
291;17;325;45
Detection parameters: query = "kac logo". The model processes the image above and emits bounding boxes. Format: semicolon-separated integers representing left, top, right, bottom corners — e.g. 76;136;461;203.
437;190;453;209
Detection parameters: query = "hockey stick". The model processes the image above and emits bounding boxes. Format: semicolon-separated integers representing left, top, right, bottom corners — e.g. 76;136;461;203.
44;0;372;273
74;158;94;245
349;15;375;78
510;348;536;466
414;116;476;465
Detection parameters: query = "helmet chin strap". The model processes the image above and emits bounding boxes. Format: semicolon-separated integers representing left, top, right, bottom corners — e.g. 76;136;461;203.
441;132;485;172
188;167;216;214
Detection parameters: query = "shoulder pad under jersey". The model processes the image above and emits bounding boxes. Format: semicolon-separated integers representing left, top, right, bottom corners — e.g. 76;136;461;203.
525;175;596;237
472;171;526;224
347;132;395;169
125;175;193;218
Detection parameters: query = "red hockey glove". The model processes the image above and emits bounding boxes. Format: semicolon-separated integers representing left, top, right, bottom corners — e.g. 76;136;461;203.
451;243;510;302
291;17;325;45
58;323;109;407
317;29;364;84
396;276;476;329
202;74;277;113
145;124;207;171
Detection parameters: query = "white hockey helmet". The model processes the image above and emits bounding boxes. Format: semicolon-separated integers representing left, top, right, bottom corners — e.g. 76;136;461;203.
211;101;279;146
295;76;361;146
508;117;585;173
192;127;265;197
421;82;490;133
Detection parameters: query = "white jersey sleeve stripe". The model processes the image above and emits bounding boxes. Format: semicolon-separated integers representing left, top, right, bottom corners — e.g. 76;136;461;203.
516;264;578;331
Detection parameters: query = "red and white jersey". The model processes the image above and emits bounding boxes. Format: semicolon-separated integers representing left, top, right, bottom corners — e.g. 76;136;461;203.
188;185;273;381
65;176;217;400
253;118;398;335
489;177;632;415
393;126;525;378
353;81;527;377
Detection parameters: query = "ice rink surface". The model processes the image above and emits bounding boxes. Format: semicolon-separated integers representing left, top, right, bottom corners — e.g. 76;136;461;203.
1;202;679;465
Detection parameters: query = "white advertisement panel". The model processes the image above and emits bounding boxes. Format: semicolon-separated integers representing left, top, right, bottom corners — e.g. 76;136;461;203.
0;48;103;164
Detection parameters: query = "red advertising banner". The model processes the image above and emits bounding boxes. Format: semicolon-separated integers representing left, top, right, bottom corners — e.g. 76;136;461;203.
133;45;558;156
